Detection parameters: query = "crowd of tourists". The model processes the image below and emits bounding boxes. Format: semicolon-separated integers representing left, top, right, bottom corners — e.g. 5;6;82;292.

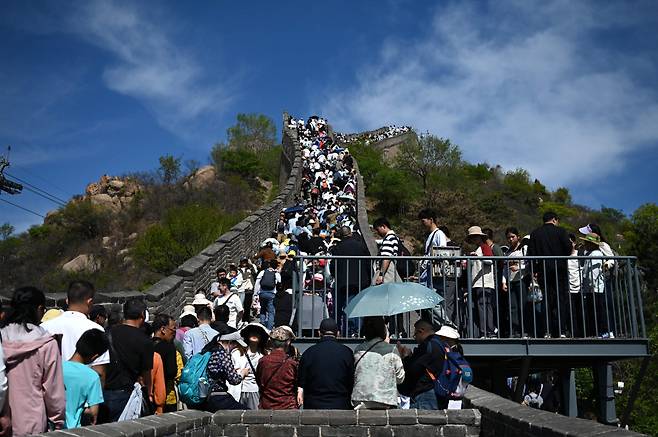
0;115;623;433
0;280;469;435
370;209;620;340
334;125;412;144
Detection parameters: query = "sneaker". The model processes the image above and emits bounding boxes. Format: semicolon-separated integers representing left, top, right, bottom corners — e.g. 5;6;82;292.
559;334;567;339
601;332;615;339
544;333;552;339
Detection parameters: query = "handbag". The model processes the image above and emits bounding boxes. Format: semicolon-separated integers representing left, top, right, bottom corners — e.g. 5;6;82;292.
527;280;543;303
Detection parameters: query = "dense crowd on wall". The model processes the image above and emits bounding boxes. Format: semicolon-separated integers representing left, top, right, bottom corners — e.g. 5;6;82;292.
335;125;412;144
0;114;630;434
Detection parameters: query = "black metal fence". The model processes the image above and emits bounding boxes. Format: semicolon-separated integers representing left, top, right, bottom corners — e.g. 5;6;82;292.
290;255;646;340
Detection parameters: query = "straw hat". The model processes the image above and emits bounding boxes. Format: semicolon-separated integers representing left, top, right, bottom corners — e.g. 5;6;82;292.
466;226;486;237
579;233;602;246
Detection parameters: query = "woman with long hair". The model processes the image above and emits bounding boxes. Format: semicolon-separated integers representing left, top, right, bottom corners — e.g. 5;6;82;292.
1;287;65;436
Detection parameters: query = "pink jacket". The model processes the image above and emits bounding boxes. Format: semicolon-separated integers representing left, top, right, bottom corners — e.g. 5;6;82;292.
1;323;65;436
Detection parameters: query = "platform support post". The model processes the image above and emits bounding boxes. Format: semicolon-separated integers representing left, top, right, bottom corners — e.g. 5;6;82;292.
593;362;617;425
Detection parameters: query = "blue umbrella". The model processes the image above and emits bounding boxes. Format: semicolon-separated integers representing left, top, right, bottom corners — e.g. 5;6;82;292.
345;282;443;318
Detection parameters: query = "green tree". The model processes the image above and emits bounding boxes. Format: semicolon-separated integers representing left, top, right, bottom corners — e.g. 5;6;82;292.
0;222;14;240
370;167;420;214
395;134;462;191
625;203;658;289
132;204;242;274
553;187;572;204
211;145;260;177
226;113;277;152
158;155;182;185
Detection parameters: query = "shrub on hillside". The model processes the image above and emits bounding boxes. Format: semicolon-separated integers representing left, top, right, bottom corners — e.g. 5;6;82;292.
52;199;112;241
132;204;242;274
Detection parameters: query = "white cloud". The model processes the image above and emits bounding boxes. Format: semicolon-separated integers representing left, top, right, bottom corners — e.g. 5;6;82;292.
322;1;658;188
71;1;231;141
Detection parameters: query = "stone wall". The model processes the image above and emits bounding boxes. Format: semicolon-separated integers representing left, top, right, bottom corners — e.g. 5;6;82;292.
464;386;647;437
139;112;303;318
43;409;480;437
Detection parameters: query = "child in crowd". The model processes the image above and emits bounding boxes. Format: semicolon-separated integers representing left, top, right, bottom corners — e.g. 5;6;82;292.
63;329;109;428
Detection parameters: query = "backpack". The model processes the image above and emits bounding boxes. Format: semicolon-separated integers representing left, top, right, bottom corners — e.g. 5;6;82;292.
425;337;473;400
178;351;212;406
525;388;543;409
260;268;276;290
395;236;417;279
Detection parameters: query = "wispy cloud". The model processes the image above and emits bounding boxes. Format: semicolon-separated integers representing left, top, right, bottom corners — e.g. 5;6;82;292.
322;1;658;188
70;1;232;141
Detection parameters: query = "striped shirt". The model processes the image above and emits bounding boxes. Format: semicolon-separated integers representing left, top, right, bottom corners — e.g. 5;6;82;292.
379;231;399;257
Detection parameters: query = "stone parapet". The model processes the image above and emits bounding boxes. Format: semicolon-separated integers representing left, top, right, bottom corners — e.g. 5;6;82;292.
464;386;647;436
39;409;480;437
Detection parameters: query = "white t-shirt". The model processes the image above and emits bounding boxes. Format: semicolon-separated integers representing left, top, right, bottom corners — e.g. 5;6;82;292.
213;293;244;328
41;311;110;366
231;349;263;393
424;228;448;255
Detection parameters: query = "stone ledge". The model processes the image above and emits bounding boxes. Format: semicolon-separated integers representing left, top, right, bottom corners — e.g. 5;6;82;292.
174;254;210;277
465;386;648;437
143;275;184;301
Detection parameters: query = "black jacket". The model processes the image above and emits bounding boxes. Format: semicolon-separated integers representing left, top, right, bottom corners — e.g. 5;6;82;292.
527;223;572;275
330;236;371;290
298;336;354;409
398;334;446;397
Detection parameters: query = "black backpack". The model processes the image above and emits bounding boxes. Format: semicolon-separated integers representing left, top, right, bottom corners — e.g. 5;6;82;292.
396;236;417;280
260;268;277;289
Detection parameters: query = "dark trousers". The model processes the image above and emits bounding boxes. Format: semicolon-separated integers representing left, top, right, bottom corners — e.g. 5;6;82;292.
539;272;569;337
102;389;132;422
205;394;246;412
334;284;366;336
242;292;254;322
474;287;495;337
501;281;522;337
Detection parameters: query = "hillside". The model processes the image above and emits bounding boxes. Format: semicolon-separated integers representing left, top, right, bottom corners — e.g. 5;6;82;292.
0;114;282;294
344;129;657;435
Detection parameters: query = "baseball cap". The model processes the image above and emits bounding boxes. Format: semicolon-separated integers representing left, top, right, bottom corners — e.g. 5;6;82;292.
319;318;339;334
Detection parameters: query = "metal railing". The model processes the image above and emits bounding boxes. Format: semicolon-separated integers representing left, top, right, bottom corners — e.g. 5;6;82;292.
288;255;647;340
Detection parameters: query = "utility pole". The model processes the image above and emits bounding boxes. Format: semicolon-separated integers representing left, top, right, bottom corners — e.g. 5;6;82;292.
0;146;23;195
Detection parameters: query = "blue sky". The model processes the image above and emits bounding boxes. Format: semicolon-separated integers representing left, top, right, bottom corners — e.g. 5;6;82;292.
1;0;657;233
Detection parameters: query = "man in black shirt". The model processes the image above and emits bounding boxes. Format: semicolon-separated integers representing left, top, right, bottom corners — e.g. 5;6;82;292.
297;318;354;409
103;299;154;422
330;226;371;335
397;320;446;409
527;211;572;337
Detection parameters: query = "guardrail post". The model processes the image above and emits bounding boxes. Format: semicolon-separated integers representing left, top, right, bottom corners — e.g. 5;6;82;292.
625;261;638;338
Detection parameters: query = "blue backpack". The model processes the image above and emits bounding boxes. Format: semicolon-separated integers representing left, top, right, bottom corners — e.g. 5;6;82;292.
425;336;473;400
179;352;212;406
